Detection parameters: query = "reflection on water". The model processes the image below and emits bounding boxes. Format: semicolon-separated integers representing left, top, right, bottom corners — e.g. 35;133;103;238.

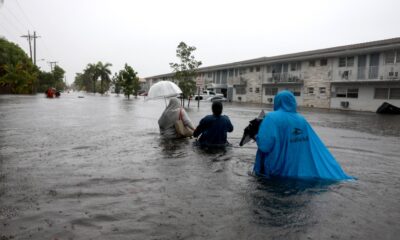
0;93;399;240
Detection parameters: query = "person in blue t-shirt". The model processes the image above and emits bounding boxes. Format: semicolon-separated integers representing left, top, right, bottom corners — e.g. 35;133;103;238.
254;90;353;180
193;101;234;148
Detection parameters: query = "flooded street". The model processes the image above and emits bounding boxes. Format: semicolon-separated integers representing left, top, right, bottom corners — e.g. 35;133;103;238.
0;93;399;240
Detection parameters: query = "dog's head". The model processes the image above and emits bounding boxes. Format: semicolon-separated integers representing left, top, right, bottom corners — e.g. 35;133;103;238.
239;110;265;146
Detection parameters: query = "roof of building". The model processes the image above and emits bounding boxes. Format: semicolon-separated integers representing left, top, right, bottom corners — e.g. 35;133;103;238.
146;37;400;79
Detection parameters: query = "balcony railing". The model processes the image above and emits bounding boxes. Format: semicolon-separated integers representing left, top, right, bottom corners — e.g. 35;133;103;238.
357;67;366;80
266;72;303;83
231;76;247;86
368;66;379;79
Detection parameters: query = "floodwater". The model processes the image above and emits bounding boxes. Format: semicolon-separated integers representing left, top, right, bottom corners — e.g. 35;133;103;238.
0;93;399;240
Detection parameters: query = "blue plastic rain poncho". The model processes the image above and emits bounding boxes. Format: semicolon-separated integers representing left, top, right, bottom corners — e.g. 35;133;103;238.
254;91;353;180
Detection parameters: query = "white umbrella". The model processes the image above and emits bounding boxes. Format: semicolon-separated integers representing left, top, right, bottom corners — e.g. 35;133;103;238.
147;81;182;100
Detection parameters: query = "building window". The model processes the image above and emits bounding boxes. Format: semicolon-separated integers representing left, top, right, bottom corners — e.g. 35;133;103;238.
240;68;246;75
389;88;400;99
249;67;254;72
308;87;314;94
249;87;253;93
265;87;278;96
255;87;260;93
385;51;395;64
335;87;347;97
397;51;400;63
339;57;355;67
319;87;326;94
347;88;359;98
320;59;328;66
208;72;212;78
309;60;315;67
289;62;301;71
335;87;358;98
347;57;354;67
228;69;234;77
374;88;400;99
235;86;246;95
374;88;389;99
339;58;346;67
256;66;260;72
287;87;301;96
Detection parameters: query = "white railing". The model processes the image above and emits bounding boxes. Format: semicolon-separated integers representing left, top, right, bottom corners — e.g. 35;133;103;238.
265;72;303;83
368;66;379;79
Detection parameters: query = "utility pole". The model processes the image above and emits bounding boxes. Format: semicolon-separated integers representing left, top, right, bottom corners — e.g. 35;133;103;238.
21;31;40;65
33;31;40;65
48;61;58;71
21;31;32;60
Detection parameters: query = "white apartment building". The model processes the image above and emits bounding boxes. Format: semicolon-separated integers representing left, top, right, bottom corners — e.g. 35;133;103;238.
145;38;400;112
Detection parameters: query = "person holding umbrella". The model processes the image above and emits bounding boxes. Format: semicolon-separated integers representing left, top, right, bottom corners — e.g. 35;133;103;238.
158;97;195;139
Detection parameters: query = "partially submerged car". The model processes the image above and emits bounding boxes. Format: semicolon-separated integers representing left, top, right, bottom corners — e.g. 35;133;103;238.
206;96;227;102
194;90;223;100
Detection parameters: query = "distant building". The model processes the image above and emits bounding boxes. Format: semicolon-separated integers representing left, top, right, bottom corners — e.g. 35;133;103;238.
145;38;400;112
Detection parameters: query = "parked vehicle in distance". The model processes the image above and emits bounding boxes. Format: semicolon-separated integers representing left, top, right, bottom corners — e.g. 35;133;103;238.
194;90;223;100
207;96;227;102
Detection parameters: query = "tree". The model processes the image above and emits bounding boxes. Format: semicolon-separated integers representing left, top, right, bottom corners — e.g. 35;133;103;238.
0;38;38;94
96;61;112;94
36;65;65;93
111;72;122;94
73;71;93;92
52;65;66;90
86;63;98;94
74;61;112;94
169;41;202;106
119;63;139;99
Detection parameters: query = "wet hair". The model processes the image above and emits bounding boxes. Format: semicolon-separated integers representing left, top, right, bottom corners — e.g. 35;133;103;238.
212;101;223;116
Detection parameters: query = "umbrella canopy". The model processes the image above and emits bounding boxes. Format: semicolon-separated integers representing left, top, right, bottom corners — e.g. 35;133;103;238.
147;81;182;100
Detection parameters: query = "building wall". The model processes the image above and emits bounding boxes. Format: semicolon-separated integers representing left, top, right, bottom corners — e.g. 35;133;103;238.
302;59;332;108
145;41;400;112
331;85;400;111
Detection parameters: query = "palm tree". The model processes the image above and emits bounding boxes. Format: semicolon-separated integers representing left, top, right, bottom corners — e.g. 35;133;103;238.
84;63;98;94
96;61;112;94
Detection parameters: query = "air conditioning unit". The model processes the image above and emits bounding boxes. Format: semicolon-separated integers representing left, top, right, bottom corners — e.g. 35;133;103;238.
341;71;349;80
388;72;399;79
267;98;273;103
340;101;349;108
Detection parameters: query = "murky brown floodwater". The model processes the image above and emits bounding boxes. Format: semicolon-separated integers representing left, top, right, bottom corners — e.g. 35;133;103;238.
0;93;399;240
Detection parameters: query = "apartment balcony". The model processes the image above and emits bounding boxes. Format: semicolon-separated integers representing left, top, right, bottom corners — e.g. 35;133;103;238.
231;76;248;86
264;72;304;84
332;65;400;83
368;66;379;79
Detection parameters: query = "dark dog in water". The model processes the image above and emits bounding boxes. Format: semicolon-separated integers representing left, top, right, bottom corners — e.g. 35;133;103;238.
239;110;265;146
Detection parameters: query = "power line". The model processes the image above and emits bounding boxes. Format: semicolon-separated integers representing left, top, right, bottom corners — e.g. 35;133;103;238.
0;8;25;35
13;0;55;64
15;0;35;30
0;20;17;38
4;3;28;33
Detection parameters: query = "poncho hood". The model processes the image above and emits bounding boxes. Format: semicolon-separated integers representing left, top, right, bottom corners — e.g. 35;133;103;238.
273;90;297;113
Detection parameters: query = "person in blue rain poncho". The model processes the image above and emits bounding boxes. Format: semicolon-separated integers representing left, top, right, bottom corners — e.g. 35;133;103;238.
254;90;353;180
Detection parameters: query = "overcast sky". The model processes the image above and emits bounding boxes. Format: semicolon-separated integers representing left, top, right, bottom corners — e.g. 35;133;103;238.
1;0;399;84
